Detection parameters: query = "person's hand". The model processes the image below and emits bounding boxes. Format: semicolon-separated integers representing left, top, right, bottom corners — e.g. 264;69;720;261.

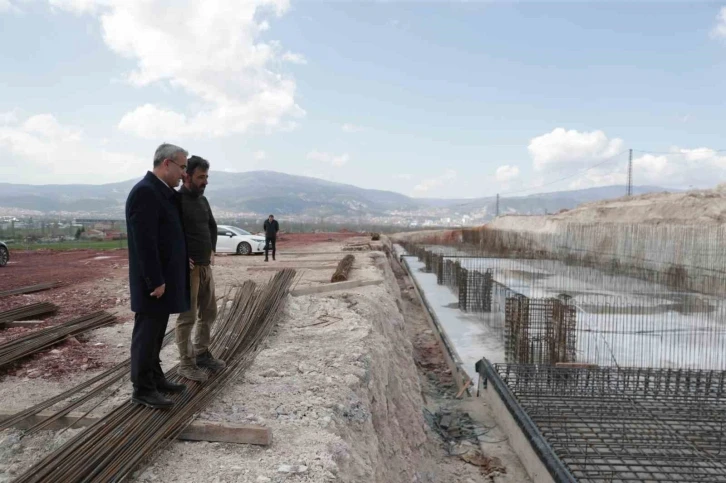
211;252;215;266
189;258;195;270
150;284;166;298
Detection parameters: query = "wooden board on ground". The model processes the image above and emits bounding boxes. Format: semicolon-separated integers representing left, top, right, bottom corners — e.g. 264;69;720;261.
248;265;338;272
0;410;272;446
291;279;383;297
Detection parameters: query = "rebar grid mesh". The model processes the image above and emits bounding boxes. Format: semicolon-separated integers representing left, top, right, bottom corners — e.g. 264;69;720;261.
494;363;726;482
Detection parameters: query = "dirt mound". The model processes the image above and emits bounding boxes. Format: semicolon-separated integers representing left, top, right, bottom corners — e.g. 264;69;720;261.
491;187;726;231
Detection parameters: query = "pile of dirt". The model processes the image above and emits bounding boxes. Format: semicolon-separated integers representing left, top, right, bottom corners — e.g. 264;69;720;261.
492;186;726;231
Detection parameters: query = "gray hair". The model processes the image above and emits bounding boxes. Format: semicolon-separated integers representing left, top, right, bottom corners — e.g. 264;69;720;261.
153;143;188;167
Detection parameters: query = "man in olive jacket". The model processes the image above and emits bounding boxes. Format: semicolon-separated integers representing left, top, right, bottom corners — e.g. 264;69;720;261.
126;143;191;409
176;155;226;382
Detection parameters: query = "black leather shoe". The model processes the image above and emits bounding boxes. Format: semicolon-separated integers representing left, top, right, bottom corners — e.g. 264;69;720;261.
155;379;187;394
131;390;174;409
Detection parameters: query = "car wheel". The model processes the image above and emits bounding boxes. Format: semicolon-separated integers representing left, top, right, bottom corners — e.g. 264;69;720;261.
237;242;251;256
0;246;8;267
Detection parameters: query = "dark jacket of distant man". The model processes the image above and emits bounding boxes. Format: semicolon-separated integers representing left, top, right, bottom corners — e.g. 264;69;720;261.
263;216;279;261
127;173;190;315
264;217;279;239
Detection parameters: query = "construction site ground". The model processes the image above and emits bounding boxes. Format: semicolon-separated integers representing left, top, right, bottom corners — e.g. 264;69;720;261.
0;235;526;482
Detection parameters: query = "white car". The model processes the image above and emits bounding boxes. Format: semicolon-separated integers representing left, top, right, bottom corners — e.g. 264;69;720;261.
216;225;267;256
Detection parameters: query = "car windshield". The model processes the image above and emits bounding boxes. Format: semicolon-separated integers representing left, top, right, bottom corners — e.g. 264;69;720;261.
228;227;251;236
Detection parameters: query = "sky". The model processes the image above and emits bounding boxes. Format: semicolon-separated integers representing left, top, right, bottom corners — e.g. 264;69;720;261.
0;0;725;199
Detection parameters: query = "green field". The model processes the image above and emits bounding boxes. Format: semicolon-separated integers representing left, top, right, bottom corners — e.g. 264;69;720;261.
11;240;128;251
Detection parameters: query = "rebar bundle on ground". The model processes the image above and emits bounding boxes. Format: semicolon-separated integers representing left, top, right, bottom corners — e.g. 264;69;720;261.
331;254;355;282
0;311;116;368
0;282;63;298
13;268;296;483
0;302;58;327
0;331;176;434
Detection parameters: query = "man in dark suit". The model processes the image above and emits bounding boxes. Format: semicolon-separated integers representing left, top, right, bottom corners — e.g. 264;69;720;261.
125;143;191;409
263;214;279;262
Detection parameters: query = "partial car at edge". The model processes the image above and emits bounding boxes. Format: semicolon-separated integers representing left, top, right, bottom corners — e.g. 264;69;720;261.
0;241;9;267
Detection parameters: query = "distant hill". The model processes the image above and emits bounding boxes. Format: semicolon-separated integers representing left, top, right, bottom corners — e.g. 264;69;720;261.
0;171;673;223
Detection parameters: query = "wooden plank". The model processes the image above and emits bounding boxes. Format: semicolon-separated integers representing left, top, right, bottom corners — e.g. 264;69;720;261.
0;410;272;446
290;279;383;297
179;421;271;446
248;265;338;272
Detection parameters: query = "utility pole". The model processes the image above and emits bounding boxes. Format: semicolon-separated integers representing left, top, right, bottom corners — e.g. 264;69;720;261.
626;148;633;197
495;193;500;217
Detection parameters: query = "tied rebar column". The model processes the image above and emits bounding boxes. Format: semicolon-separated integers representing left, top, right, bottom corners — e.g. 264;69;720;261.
482;270;493;313
505;295;530;364
458;267;469;311
436;254;444;285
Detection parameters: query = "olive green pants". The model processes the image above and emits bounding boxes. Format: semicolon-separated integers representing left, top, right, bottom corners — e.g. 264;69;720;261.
176;265;217;362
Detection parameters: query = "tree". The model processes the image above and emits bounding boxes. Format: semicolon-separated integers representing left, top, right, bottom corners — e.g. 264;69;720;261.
75;227;84;240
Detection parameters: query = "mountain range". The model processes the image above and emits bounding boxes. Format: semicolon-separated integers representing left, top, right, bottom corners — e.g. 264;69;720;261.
0;170;671;223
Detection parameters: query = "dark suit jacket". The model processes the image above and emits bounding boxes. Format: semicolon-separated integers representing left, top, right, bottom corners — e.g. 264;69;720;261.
125;172;190;314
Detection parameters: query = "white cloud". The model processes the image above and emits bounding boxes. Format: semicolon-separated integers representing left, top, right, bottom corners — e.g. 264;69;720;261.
0;112;146;183
306;150;349;167
568;146;726;189
414;169;457;193
49;0;304;139
0;0;20;13
48;0;102;14
711;6;726;39
254;150;266;160
0;110;19;124
342;123;365;133
495;165;520;183
393;173;412;180
528;128;624;171
282;52;307;64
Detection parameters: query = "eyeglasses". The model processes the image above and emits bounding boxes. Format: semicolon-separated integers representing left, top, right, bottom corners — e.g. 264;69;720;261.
167;159;187;171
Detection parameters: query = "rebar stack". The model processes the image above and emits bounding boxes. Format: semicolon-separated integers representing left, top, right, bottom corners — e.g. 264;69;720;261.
0;282;63;298
0;302;58;326
0;331;176;434
14;268;296;483
0;311;116;368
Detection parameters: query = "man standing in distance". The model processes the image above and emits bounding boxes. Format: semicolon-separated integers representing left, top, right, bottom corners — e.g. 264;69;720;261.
263;214;279;262
176;155;226;382
126;143;190;409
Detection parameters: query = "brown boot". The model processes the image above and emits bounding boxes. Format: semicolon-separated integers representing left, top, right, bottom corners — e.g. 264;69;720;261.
196;350;226;372
178;359;208;382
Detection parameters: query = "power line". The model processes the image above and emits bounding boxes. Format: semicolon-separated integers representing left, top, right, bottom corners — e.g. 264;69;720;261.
632;149;726;155
497;150;629;197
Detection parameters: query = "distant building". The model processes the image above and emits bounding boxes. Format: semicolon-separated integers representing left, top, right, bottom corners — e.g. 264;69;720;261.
74;218;123;231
